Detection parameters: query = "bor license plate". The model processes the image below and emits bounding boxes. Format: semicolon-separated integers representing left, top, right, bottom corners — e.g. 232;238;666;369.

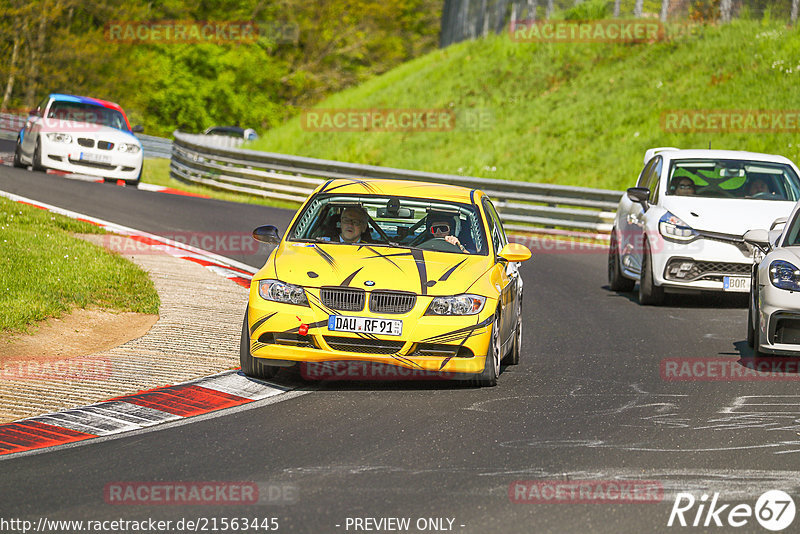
328;315;402;336
723;276;750;292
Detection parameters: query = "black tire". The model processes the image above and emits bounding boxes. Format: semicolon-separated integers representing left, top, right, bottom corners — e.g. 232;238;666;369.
504;301;522;366
13;139;25;168
638;239;665;305
608;227;635;292
240;310;279;380
103;178;117;184
472;312;500;387
746;297;755;349
124;179;139;188
32;138;44;172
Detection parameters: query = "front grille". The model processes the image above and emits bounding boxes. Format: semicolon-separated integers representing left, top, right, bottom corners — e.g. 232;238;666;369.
412;343;474;358
77;138;94;148
664;259;751;282
323;336;404;354
97;141;114;150
369;291;416;314
257;332;315;348
320;287;364;311
68;158;116;170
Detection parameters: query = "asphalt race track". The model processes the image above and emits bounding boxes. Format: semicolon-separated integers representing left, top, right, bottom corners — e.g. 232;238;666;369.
1;155;798;534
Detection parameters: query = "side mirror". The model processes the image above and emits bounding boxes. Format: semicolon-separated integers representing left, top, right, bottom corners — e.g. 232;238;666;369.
252;225;281;245
627;187;650;206
498;243;532;263
131;124;144;133
771;217;788;231
28;108;40;117
743;229;770;252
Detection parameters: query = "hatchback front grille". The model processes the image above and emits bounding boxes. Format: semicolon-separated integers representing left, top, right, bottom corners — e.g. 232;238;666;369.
77;138;94;148
320;287;365;311
412;343;474;358
664;259;751;282
97;141;114;150
369;291;416;314
323;336;405;354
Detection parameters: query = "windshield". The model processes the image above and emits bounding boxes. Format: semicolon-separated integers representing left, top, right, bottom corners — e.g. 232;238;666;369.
287;194;489;255
666;159;800;201
46;101;129;131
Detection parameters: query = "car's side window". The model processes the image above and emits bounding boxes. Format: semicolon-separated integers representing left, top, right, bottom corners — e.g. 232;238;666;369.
649;157;663;203
36;97;48;116
636;158;657;188
482;198;507;255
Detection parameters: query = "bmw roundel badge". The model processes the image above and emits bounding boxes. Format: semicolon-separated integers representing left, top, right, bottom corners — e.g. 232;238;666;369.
365;280;376;286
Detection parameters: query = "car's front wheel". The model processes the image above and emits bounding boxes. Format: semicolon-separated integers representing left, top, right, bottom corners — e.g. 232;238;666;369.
32;138;45;172
608;227;635;292
240;310;280;380
638;238;665;305
504;302;522;366
472;312;500;387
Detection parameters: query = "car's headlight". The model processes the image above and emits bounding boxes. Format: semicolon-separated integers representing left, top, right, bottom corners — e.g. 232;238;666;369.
258;279;309;306
45;132;72;143
769;260;800;291
117;143;141;153
425;294;485;316
659;211;698;242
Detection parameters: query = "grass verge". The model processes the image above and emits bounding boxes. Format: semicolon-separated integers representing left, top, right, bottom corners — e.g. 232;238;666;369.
0;197;160;333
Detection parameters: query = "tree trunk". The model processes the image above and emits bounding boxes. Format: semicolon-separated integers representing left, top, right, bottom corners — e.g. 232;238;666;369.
614;0;620;17
24;2;52;108
792;0;798;24
634;0;643;18
660;0;670;22
720;0;732;23
1;33;21;112
546;0;554;19
527;0;538;22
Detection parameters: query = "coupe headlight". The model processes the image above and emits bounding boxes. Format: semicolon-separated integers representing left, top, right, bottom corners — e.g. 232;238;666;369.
769;260;800;291
659;211;698;242
45;132;72;143
425;294;485;316
117;143;141;153
258;279;309;306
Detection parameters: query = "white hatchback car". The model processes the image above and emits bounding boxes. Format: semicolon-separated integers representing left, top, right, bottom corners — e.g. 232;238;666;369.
14;93;144;186
744;204;800;356
609;148;800;305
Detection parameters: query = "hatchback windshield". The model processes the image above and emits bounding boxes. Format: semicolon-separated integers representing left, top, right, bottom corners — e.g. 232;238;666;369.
287;194;489;255
666;159;800;201
46;101;129;131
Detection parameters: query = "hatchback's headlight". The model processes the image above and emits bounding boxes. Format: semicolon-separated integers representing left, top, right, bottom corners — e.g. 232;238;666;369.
45;132;72;143
117;143;141;153
769;260;800;291
258;280;309;306
659;211;698;242
425;294;485;316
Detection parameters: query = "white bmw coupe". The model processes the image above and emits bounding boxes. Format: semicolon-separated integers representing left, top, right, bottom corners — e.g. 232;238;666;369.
609;148;800;305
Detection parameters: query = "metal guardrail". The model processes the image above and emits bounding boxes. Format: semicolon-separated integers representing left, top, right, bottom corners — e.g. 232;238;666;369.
0;113;173;159
171;131;622;239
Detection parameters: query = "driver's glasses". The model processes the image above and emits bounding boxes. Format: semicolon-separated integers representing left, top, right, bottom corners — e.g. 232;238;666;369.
341;217;362;226
431;224;450;234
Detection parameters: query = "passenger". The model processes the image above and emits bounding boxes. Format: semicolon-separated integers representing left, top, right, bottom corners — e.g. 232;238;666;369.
672;177;696;196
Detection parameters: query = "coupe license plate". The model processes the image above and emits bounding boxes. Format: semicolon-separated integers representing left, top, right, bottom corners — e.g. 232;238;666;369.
328;315;402;336
723;276;750;292
80;152;111;164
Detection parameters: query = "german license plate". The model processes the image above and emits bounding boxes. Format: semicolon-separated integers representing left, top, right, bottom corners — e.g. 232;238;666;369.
80;152;111;164
328;315;402;336
723;276;750;292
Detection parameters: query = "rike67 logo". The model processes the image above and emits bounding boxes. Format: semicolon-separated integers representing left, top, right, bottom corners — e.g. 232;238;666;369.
668;491;796;531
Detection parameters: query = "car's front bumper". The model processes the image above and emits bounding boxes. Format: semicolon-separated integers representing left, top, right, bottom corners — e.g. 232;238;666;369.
653;237;752;293
40;138;142;180
757;282;800;355
247;292;495;376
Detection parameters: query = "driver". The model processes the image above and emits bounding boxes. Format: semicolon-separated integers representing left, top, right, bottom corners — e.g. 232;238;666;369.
746;178;770;197
426;212;467;252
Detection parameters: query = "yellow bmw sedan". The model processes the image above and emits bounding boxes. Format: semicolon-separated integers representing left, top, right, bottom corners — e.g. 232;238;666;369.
241;178;531;386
